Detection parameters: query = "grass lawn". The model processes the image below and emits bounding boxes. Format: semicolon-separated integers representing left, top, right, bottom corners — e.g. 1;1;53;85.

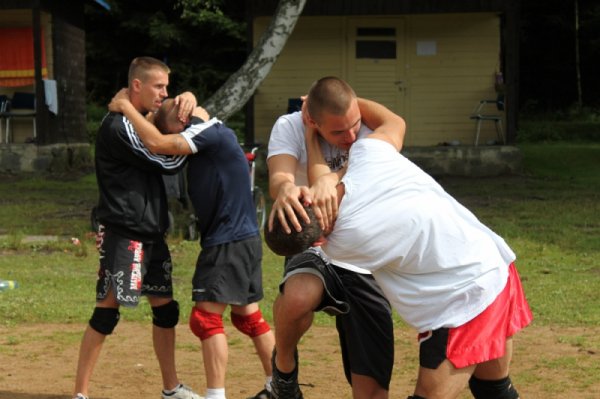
0;142;599;330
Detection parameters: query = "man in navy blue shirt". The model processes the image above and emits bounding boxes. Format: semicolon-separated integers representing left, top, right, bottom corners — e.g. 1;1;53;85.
109;89;275;399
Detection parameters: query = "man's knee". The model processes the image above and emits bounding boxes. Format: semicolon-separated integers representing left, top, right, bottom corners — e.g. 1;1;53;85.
152;300;179;328
352;373;389;399
189;307;224;341
89;307;120;335
469;375;519;399
280;274;323;311
231;309;271;338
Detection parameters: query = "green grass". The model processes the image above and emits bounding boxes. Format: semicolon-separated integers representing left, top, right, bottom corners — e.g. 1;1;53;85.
441;143;600;327
0;142;599;331
0;174;99;236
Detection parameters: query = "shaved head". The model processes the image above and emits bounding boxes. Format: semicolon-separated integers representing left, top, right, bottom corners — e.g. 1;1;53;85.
155;99;181;135
306;77;357;125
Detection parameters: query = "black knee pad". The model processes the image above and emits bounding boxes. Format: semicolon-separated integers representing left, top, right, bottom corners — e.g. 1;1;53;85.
152;300;179;328
469;375;519;399
89;307;120;335
407;396;427;399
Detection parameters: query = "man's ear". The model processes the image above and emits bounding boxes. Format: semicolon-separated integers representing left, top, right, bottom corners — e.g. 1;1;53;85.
307;115;319;129
131;79;142;93
312;235;328;247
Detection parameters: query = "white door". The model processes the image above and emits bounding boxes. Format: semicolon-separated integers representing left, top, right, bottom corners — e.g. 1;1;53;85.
347;18;406;120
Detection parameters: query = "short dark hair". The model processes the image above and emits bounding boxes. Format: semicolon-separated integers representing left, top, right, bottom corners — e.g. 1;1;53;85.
306;77;357;125
128;56;170;87
265;206;323;257
155;98;178;134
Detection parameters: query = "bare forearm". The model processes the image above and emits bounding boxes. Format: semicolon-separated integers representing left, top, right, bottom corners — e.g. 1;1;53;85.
120;102;190;155
267;154;299;200
305;126;331;186
357;97;406;151
269;173;295;201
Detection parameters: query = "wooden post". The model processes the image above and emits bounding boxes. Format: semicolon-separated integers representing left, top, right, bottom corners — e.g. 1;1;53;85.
505;0;520;145
32;2;48;145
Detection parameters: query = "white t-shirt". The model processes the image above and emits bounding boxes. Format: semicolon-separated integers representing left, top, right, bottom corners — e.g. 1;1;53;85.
268;111;373;274
321;139;516;332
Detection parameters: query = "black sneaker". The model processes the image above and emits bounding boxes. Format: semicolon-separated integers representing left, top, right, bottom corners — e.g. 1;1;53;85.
247;388;270;399
270;348;303;399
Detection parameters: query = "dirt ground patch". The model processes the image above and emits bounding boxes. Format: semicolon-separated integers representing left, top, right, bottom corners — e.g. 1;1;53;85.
1;323;599;398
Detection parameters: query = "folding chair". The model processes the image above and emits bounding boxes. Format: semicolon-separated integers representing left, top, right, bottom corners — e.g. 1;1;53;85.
470;94;505;146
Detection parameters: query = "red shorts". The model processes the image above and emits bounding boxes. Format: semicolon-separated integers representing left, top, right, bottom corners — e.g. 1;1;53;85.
418;263;533;369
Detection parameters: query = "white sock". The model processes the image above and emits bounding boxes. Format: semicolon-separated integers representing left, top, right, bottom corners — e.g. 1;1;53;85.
206;387;226;399
265;376;273;393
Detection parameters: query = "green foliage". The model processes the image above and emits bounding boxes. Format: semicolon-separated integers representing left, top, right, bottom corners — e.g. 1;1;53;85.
517;121;566;143
520;100;600;123
177;0;246;41
84;0;247;105
518;100;600;143
86;102;107;144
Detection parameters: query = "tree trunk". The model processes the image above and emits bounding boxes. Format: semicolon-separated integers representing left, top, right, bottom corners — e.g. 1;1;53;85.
575;0;583;109
201;0;307;121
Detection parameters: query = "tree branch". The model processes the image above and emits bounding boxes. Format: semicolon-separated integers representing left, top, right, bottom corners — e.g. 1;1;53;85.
201;0;307;120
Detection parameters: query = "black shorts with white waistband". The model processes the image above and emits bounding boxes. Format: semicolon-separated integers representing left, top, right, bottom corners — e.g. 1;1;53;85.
192;234;263;305
280;249;394;390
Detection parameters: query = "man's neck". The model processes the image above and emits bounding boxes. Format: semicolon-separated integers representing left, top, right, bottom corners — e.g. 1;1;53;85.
129;92;147;114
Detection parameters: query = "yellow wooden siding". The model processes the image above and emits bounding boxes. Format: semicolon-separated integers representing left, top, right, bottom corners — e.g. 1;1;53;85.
253;16;346;143
254;13;503;146
406;13;502;146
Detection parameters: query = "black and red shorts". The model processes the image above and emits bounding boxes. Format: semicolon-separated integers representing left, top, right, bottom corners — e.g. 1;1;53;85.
95;226;173;308
418;262;533;369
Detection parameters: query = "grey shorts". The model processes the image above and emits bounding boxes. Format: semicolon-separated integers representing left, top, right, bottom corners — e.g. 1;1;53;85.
280;249;394;390
192;234;263;305
95;226;173;308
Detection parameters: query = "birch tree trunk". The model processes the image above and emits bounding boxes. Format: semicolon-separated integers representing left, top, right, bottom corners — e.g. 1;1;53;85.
201;0;307;120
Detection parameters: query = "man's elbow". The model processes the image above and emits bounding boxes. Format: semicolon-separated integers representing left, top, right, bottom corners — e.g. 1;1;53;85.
145;141;163;154
393;117;406;151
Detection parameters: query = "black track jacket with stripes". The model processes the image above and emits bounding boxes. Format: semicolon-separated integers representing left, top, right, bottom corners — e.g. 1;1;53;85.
95;111;187;243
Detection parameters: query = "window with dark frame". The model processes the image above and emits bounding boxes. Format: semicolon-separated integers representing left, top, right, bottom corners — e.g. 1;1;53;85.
355;27;396;59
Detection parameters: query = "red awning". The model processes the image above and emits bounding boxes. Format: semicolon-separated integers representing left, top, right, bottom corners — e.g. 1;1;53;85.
0;26;47;87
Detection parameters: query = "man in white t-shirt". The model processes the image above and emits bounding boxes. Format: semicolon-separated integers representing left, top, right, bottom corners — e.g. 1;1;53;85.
265;131;533;399
267;77;406;399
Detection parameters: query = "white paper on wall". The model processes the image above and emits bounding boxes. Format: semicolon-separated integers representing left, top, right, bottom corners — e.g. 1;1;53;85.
417;41;436;56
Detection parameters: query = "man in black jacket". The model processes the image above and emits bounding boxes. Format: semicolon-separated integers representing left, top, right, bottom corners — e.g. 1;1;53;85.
72;57;202;399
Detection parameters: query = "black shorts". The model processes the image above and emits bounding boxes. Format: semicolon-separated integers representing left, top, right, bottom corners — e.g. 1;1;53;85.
96;226;173;308
192;234;263;305
280;250;394;390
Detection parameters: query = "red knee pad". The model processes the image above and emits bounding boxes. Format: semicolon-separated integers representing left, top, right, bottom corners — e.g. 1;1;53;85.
189;307;225;341
231;309;271;338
